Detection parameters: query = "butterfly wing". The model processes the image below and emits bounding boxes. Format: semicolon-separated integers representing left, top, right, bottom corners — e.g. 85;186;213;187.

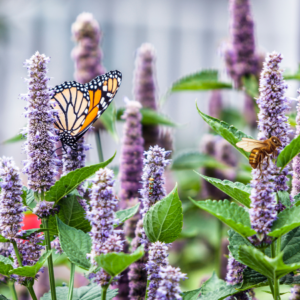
76;70;122;138
236;138;266;152
52;81;90;138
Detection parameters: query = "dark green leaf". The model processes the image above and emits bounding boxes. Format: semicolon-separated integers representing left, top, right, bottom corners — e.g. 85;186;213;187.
169;70;232;92
181;288;201;300
48;193;91;241
18;228;45;240
295;193;300;206
56;216;91;270
237;245;300;279
2;133;25;144
281;226;300;264
240;267;267;290
277;134;300;170
190;199;255;237
196;105;253;158
94;246;144;277
195;173;251;208
115;203;140;227
45;153;115;204
269;206;300;237
9;250;52;277
143;185;183;243
99;103;118;141
228;229;253;261
0;255;13;276
171;151;228;170
242;75;259;98
277;191;291;208
21;187;35;207
0;295;9;300
40;284;118;300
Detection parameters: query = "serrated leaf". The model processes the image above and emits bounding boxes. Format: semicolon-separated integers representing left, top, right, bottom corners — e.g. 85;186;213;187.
99;103;118;141
169;70;232;92
41;284;118;300
269;206;300;237
242;75;259;98
277;134;300;169
171;151;228;170
21;186;35;207
0;255;13;276
56;216;91;270
47;194;91;241
2;133;24;144
281;226;300;264
117;107;178;127
94;245;144;277
277;190;291;208
195;173;251;208
18;228;45;240
0;295;9;300
181;288;201;300
9;250;52;277
190;199;255;237
115;203;140;227
143;184;183;243
45;153;115;204
237;245;300;279
196;105;253;158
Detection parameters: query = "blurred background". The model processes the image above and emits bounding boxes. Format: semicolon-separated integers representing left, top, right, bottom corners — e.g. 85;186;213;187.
0;0;299;299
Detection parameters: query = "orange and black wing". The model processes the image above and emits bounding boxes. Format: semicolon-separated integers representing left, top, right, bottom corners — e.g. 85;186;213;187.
77;70;122;138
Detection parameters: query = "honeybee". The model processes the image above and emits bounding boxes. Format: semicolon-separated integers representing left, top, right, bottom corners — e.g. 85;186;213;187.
149;177;154;196
236;136;282;173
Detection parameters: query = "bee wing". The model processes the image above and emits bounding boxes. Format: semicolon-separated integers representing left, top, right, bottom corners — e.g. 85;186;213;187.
236;138;265;152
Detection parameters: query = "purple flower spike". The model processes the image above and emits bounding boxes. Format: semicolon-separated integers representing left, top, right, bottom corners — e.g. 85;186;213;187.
0;157;24;240
146;242;169;300
119;98;144;207
133;43;159;149
33;201;57;219
156;265;187;300
223;0;261;88
71;12;106;84
22;52;60;193
290;286;300;300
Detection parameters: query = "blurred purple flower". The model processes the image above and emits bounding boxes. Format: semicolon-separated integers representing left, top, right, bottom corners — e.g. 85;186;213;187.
290;286;300;300
51;236;63;255
0;157;24;240
133;43;159;150
33;201;57;219
22;52;60;193
209;90;223;119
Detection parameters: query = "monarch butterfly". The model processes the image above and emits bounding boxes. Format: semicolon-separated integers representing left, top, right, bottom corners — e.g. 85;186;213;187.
51;70;122;152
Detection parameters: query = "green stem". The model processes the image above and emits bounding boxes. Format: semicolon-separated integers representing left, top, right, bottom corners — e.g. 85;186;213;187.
215;219;222;278
267;278;275;297
95;130;104;162
271;239;281;300
274;276;279;300
101;284;108;300
145;279;150;300
27;286;38;300
11;240;22;267
42;218;57;300
68;263;75;300
8;281;18;300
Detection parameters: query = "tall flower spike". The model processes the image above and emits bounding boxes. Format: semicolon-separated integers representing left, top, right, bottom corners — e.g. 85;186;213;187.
22;52;60;193
250;52;291;241
119;98;144;208
223;0;260;88
133;43;159;150
146;242;169;300
156;266;187;300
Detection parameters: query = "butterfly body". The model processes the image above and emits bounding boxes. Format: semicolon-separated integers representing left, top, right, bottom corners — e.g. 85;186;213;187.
52;70;122;151
236;136;282;173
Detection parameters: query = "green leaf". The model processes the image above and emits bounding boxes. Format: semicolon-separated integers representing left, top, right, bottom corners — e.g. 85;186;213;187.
21;186;35;207
239;267;267;290
195;173;251;208
277;134;300;169
2;133;25;144
0;234;9;243
94;246;144;277
190;199;255;237
45;153;115;204
237;245;300;279
169;70;232;92
0;295;9;300
117;107;178;127
9;250;52;277
277;190;291;208
181;288;201;300
115;203;140;227
242;75;259;98
19;228;45;240
295;193;300;206
56;216;91;270
171;151;228;170
99;103;118;141
0;255;13;276
41;284;118;300
196;105;253;158
284;65;300;80
143;184;183;243
47;193;91;241
269;206;300;237
281;226;300;264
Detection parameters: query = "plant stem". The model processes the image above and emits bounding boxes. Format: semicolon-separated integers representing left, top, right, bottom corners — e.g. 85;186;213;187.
11;240;22;266
68;263;75;300
42;218;57;300
8;281;18;300
215;219;222;277
271;238;281;300
95;130;104;162
267;278;275;297
145;279;150;300
101;284;108;300
27;286;38;300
